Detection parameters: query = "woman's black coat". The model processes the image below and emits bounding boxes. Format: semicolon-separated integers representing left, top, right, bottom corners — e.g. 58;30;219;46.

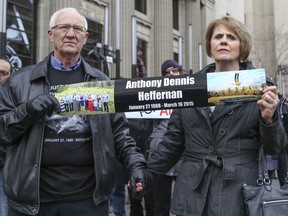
147;63;287;216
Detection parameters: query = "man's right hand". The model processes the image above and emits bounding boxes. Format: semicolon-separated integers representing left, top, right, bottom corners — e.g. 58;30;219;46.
26;94;61;117
129;169;154;200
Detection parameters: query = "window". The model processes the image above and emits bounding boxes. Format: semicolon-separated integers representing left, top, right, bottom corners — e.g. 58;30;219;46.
173;0;179;30
135;0;147;14
6;0;35;70
135;39;147;78
82;18;103;71
174;52;179;63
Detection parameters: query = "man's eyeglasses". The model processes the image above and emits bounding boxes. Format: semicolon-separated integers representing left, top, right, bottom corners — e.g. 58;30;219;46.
0;70;10;77
51;24;87;33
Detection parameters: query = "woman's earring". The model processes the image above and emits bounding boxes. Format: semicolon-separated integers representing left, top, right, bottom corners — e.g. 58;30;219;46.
240;59;243;63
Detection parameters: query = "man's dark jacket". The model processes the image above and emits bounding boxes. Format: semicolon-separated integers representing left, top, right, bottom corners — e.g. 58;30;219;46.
0;53;146;215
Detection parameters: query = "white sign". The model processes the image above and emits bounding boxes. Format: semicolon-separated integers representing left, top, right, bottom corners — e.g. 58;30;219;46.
125;110;172;119
106;56;113;63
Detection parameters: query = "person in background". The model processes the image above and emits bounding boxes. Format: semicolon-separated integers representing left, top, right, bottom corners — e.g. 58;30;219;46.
102;92;110;112
276;95;288;186
108;159;127;216
127;60;184;216
0;58;11;84
144;59;183;216
128;118;156;216
0;7;148;216
0;58;12;216
144;16;286;216
265;154;278;180
136;49;146;77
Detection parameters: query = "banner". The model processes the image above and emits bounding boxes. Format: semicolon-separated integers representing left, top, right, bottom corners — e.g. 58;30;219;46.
54;69;266;115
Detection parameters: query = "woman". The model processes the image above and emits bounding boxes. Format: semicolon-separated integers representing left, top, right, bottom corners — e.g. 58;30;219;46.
145;16;287;216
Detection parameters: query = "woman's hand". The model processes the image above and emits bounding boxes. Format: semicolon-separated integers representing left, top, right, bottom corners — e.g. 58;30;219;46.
257;86;279;124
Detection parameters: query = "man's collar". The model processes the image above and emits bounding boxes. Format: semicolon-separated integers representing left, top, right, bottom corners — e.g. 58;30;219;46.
50;54;82;71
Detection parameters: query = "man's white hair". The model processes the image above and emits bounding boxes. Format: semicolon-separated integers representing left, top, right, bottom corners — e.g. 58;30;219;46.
49;7;88;30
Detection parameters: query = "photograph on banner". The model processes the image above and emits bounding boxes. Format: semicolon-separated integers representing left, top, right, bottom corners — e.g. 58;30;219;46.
54;80;115;115
207;69;266;106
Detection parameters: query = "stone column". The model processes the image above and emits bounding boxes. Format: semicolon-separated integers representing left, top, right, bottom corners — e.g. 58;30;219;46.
153;0;174;74
184;0;202;73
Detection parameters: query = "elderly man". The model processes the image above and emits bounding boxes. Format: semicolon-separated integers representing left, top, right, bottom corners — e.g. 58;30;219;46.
0;58;12;216
0;8;148;216
0;58;11;84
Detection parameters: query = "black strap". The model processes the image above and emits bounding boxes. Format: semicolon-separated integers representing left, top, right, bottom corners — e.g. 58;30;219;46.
257;148;271;186
279;97;288;184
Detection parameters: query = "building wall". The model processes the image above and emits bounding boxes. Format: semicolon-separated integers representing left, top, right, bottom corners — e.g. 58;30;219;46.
214;0;245;20
244;0;276;78
36;0;81;61
201;0;245;65
273;0;288;95
34;0;205;78
244;0;288;96
15;0;287;96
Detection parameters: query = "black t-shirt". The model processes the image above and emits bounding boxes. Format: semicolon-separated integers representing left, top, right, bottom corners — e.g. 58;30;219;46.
40;65;95;203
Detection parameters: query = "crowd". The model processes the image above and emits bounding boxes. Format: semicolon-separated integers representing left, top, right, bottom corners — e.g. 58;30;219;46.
0;7;287;216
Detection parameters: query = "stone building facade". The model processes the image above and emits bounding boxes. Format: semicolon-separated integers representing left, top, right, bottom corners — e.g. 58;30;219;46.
2;0;288;95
